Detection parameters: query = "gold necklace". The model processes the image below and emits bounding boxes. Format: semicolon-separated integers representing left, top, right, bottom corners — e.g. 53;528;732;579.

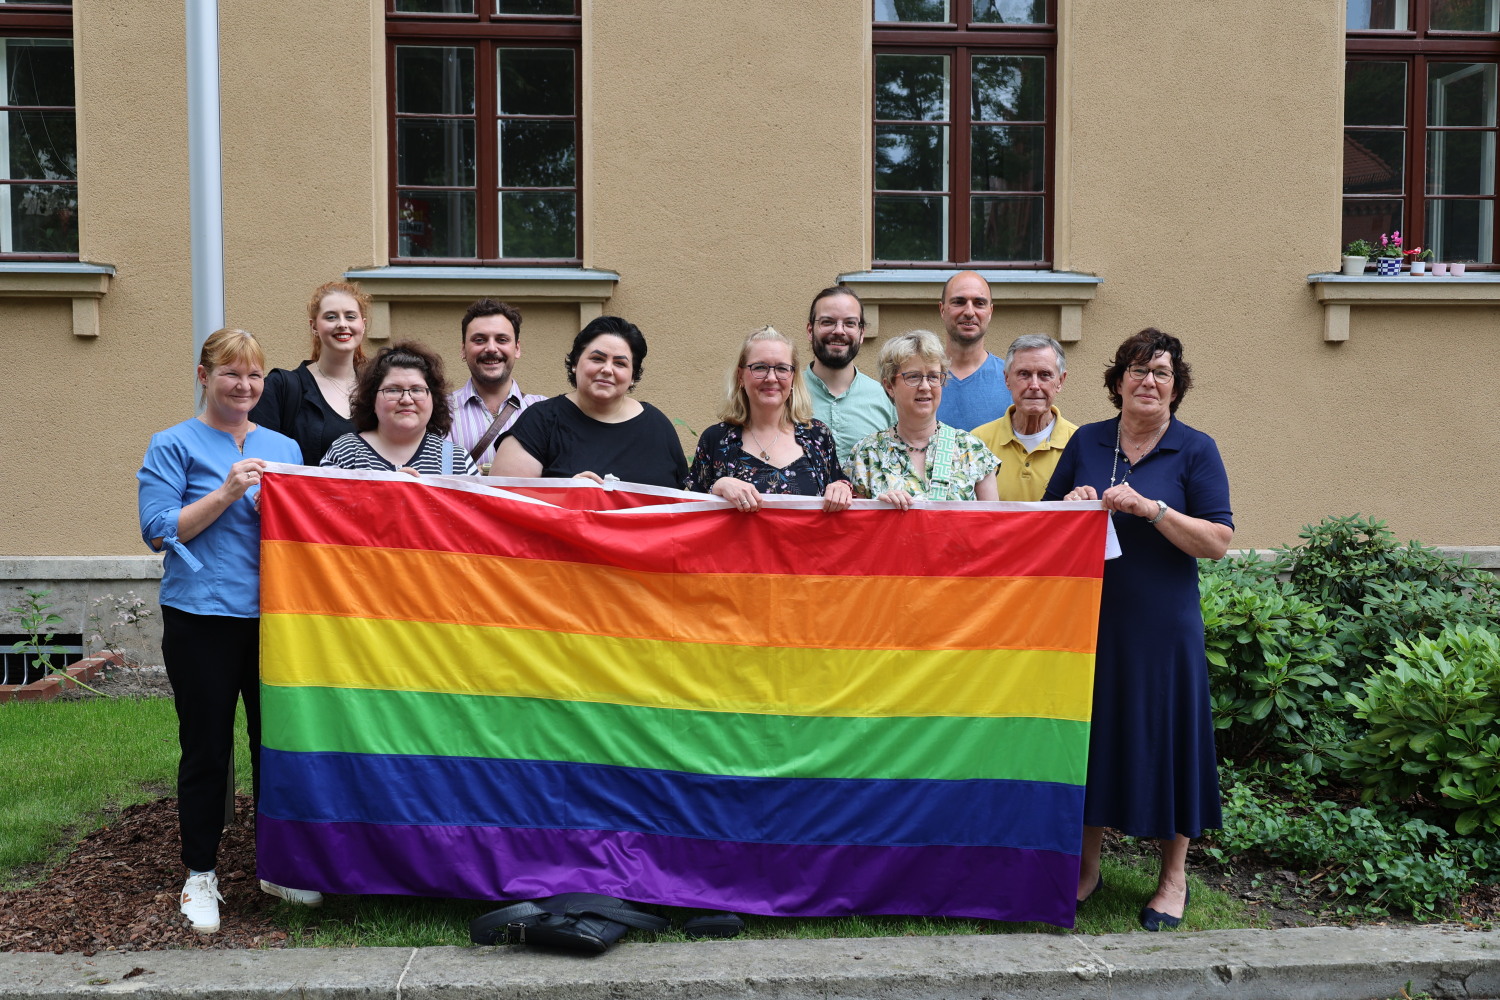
747;425;782;461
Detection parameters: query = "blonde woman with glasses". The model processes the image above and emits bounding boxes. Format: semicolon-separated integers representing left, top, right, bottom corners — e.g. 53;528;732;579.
848;329;999;508
683;326;853;513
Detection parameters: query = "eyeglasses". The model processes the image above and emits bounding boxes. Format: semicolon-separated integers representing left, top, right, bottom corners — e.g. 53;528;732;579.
815;317;863;332
744;363;794;380
1125;366;1175;384
378;386;431;400
898;371;948;387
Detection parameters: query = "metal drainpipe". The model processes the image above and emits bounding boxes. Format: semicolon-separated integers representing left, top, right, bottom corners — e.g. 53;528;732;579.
186;0;224;411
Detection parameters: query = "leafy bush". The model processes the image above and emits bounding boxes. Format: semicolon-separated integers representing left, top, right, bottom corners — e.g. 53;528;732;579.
1275;514;1493;616
1207;765;1481;920
1201;572;1341;761
1343;626;1500;836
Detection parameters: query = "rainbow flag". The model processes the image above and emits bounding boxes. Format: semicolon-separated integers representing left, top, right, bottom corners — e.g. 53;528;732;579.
256;468;1107;927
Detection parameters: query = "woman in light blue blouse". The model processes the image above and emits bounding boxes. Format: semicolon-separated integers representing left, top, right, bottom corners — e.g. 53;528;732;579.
137;328;319;936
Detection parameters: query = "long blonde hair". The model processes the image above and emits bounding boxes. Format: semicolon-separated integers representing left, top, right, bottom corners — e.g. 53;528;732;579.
718;326;813;427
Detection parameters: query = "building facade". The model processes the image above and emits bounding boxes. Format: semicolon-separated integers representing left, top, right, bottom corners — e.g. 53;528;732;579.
2;1;1497;621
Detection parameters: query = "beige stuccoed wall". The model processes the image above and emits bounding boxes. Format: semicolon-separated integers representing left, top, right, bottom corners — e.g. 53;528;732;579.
1;2;193;556
1050;1;1499;547
585;1;870;449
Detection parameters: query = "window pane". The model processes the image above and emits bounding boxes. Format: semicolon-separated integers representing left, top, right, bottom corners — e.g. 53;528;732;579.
5;39;73;107
497;48;573;116
397;119;475;186
1427;130;1496;194
499;120;574;186
1426;198;1494;261
874;194;946;261
1345;62;1406;126
971;124;1043;191
876;124;947;191
497;0;576;13
499;191;575;258
1428;63;1497;127
1343;130;1405;193
971;195;1043;261
874;0;949;22
875;54;949;122
396;47;474;115
972;0;1045;24
972;55;1045;122
395;0;474;11
5;111;77;181
1347;0;1408;29
397;190;476;257
1341;198;1403;248
1431;0;1500;31
1;182;77;253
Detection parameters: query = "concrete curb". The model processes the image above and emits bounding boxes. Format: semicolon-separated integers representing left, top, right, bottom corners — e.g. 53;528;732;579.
2;926;1496;1000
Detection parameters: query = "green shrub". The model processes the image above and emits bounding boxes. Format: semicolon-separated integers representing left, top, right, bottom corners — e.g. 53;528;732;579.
1201;571;1341;761
1343;626;1500;836
1207;765;1479;920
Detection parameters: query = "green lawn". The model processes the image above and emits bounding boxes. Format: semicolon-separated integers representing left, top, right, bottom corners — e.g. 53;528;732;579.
2;694;1257;941
0;695;250;886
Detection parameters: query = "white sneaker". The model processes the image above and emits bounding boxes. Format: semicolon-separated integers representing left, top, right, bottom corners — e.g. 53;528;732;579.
180;871;224;934
259;879;324;907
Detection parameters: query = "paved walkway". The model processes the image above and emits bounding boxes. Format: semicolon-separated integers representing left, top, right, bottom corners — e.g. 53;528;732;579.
2;925;1497;999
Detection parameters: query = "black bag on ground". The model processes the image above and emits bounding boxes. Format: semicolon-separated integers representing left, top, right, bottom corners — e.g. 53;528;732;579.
469;893;669;953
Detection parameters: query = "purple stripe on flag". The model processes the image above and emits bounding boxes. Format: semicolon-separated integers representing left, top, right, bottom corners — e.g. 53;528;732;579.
258;818;1081;927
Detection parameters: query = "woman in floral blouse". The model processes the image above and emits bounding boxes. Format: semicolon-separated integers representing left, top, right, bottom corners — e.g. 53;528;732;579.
683;326;853;513
849;329;999;508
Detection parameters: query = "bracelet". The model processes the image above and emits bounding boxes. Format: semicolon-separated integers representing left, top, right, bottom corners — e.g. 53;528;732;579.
1148;499;1169;525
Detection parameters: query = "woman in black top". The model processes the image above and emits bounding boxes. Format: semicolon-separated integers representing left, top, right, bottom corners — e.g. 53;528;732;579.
493;316;687;489
250;280;368;465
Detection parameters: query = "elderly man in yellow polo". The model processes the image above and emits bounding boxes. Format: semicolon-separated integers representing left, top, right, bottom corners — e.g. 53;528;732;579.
972;334;1077;502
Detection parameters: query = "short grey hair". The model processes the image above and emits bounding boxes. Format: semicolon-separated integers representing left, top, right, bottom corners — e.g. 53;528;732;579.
1005;333;1066;373
878;329;947;385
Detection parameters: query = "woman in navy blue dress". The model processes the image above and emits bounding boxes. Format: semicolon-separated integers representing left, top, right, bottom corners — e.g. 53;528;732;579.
1043;328;1233;931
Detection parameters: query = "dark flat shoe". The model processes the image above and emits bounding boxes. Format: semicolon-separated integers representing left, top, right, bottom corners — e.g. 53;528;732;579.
1077;873;1103;905
1139;887;1190;931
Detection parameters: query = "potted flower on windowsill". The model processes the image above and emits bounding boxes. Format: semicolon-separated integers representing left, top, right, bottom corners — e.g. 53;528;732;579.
1342;239;1375;276
1407;246;1432;275
1374;231;1405;275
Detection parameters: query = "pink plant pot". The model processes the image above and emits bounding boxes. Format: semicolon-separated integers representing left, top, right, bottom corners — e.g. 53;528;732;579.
1451;262;1467;275
1432;262;1449;275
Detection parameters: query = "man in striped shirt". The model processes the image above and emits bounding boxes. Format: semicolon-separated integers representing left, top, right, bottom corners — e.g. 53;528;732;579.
446;299;546;474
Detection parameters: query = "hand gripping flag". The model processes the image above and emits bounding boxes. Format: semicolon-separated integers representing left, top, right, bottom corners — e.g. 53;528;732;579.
255;467;1108;927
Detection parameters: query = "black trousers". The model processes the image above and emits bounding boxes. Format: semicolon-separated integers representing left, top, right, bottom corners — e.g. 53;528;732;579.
160;605;262;873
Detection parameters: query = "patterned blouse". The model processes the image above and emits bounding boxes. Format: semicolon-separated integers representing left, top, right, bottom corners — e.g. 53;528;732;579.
683;420;848;497
848;423;999;501
320;432;480;476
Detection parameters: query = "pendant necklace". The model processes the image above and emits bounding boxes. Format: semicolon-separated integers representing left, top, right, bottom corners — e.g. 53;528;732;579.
748;426;781;461
1110;419;1168;488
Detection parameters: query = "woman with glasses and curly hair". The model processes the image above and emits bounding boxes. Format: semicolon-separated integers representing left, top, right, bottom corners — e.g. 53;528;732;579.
682;326;852;513
320;341;479;476
1044;327;1234;931
847;329;999;508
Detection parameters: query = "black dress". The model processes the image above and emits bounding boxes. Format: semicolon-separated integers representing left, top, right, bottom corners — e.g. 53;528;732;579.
1043;417;1233;839
501;396;689;490
250;361;356;466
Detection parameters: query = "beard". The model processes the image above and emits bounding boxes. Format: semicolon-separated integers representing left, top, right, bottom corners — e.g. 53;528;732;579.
811;336;860;370
469;355;513;387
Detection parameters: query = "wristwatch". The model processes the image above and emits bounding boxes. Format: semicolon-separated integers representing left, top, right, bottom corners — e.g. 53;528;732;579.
1148;499;1169;525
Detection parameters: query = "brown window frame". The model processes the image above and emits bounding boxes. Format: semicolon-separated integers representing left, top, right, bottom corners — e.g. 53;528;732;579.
386;1;582;266
0;1;76;261
1345;0;1500;267
872;0;1056;269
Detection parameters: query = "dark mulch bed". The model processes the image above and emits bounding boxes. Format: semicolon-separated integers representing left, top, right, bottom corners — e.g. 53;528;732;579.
0;797;288;953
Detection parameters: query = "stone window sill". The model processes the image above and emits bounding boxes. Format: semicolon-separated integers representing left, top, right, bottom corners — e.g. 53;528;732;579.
344;266;620;338
0;261;115;337
837;269;1102;342
1308;272;1500;341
